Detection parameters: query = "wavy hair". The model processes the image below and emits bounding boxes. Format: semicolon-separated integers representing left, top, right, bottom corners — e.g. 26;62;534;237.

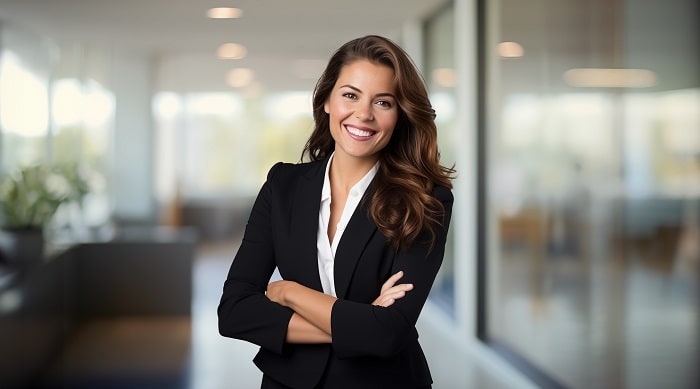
302;35;455;251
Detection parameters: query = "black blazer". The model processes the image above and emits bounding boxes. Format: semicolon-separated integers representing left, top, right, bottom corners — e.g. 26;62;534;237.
218;157;454;389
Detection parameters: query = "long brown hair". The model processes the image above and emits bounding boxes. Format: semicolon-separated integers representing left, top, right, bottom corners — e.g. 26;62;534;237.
303;35;455;251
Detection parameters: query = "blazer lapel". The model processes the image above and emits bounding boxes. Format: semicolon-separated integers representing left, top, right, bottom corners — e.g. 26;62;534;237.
333;191;378;299
289;159;326;292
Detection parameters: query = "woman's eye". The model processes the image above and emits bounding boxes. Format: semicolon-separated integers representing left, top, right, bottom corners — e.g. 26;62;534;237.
342;92;357;99
377;100;393;108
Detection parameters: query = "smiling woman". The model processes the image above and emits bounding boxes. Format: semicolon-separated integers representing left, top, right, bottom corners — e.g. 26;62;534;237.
218;35;456;389
323;60;398;167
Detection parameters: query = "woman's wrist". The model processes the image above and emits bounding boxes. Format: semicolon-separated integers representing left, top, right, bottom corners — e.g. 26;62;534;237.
283;281;301;309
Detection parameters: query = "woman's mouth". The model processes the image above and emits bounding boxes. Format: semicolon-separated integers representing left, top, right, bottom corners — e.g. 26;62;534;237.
345;125;376;139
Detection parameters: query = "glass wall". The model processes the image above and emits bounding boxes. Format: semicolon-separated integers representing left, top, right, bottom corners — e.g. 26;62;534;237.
0;23;53;169
0;22;112;232
424;2;458;315
153;91;313;204
480;0;699;387
50;44;113;230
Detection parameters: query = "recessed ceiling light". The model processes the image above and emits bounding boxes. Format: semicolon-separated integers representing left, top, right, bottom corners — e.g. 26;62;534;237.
207;7;242;19
217;43;247;59
497;41;524;58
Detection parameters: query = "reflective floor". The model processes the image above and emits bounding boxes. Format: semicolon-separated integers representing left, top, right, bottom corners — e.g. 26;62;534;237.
492;212;699;388
41;240;530;389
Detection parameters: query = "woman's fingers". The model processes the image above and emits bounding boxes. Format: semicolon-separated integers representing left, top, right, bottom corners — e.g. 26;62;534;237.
373;282;414;307
372;270;415;306
380;270;404;294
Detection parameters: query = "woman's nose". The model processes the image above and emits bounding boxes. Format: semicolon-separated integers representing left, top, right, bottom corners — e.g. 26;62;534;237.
354;103;374;121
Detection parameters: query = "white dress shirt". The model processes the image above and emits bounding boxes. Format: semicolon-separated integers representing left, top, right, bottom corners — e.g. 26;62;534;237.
317;153;379;297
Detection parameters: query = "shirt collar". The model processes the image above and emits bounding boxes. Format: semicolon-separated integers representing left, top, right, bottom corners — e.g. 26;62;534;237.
321;152;379;202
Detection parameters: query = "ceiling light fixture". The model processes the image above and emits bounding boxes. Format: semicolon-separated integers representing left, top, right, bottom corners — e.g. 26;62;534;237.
217;43;247;59
207;7;242;19
497;41;524;58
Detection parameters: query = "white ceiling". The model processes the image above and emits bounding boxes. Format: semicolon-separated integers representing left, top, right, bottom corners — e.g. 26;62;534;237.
0;0;449;92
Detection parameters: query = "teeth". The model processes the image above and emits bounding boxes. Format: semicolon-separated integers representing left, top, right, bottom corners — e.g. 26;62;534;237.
347;126;373;137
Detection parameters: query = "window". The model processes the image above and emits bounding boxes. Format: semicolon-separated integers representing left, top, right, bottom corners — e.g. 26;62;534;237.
479;0;699;387
0;50;50;169
424;1;458;315
153;91;313;202
0;24;113;232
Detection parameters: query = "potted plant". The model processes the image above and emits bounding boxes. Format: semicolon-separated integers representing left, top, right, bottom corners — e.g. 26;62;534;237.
0;163;89;263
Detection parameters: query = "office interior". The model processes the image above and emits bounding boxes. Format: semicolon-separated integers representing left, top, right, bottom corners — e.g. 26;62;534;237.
0;0;698;388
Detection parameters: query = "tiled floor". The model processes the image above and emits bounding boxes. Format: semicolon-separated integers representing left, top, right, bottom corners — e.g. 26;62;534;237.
41;240;532;389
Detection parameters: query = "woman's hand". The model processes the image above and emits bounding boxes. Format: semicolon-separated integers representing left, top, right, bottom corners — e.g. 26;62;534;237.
372;271;413;307
266;279;296;306
267;280;336;336
268;271;411;311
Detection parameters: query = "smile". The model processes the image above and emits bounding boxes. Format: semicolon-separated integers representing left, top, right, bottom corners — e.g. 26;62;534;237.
345;125;376;139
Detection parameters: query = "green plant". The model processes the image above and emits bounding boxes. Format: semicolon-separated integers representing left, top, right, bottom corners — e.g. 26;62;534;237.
0;163;90;230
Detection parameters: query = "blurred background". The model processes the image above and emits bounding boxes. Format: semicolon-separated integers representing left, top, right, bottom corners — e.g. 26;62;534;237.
0;0;697;388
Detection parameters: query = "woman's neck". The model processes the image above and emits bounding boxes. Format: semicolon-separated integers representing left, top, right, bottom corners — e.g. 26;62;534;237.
329;153;377;194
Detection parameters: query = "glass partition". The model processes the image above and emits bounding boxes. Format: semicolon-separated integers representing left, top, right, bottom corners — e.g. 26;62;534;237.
153;91;313;202
0;24;53;169
480;0;699;387
0;22;113;232
424;1;458;315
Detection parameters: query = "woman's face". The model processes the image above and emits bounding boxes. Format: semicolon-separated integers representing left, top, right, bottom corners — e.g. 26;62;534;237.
324;59;398;164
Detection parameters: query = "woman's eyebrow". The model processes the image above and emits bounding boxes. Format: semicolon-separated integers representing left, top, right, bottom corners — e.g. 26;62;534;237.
339;84;396;99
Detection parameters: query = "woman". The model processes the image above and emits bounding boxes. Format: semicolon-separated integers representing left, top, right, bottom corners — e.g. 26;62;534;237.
218;35;455;389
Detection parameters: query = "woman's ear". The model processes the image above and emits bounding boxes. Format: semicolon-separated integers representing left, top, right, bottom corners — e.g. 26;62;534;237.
324;100;330;114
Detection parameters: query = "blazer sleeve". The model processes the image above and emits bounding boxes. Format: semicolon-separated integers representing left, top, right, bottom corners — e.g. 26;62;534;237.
330;186;454;359
217;162;294;355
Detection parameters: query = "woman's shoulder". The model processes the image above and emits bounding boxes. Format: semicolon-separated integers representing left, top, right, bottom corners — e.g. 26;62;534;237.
430;184;454;203
266;159;325;181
